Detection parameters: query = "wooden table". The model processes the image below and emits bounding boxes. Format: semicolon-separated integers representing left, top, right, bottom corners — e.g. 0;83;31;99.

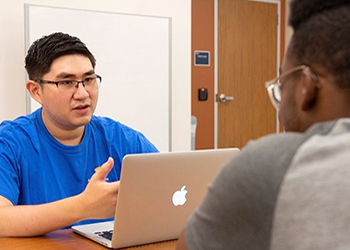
0;229;177;250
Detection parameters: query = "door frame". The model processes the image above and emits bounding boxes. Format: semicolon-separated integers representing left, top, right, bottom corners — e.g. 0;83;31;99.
214;0;281;148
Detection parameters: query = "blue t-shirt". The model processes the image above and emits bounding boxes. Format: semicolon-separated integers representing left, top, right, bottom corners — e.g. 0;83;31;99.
0;108;158;226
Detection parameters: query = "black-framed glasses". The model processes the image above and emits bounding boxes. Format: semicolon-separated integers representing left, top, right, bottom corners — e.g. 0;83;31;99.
35;75;102;92
265;65;317;110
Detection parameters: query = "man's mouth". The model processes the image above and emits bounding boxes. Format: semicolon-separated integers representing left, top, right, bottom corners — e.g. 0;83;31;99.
73;104;90;110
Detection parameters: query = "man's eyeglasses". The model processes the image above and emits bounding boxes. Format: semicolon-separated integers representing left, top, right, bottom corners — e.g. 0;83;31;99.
265;65;317;110
35;75;102;92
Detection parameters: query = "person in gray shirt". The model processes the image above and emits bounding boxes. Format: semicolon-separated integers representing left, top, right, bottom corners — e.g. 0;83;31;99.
176;0;350;249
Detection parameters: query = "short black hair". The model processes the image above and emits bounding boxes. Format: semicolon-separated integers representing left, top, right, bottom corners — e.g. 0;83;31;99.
288;0;350;88
25;32;96;80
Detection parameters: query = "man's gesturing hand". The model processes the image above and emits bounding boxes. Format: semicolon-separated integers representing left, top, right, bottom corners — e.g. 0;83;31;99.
79;157;120;220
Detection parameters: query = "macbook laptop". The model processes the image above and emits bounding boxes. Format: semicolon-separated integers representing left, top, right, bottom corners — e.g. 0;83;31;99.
72;148;240;248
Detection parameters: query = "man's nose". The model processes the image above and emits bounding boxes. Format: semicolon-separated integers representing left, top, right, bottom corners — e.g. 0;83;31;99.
73;82;89;98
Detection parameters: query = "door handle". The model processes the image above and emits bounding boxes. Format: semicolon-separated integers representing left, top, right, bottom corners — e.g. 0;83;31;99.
218;93;234;103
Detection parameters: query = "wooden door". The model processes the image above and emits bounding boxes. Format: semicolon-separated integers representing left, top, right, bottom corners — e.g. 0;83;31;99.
218;0;278;149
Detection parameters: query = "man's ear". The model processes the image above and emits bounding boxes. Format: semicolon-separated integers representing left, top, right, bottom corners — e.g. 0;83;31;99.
26;80;43;105
300;71;319;111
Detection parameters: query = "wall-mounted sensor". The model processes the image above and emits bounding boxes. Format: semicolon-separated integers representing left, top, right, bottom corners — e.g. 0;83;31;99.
198;88;208;101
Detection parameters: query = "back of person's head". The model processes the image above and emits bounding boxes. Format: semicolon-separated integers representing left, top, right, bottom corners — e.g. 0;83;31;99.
288;0;350;89
25;32;96;80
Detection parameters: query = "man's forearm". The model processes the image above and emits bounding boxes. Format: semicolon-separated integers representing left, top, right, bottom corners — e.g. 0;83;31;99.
0;158;118;237
0;194;85;237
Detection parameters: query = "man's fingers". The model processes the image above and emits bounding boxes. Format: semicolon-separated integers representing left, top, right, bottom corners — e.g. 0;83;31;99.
94;157;114;180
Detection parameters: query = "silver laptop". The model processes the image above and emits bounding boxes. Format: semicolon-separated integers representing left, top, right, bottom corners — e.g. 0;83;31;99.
72;148;240;248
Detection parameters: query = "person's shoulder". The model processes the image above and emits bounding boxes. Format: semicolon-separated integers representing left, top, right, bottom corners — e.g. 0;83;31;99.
0;111;38;136
0;111;40;151
227;120;339;176
90;115;139;134
242;120;338;161
90;115;157;152
90;115;118;126
241;132;305;159
210;132;309;209
213;131;307;186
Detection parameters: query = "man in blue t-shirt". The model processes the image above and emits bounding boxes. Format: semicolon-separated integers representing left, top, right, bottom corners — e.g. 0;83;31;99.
0;32;158;237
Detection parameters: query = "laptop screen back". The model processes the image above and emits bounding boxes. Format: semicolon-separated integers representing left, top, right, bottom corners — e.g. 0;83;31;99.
112;148;240;248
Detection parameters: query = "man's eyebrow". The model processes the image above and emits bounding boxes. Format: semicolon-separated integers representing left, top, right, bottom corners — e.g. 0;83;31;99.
83;70;96;76
55;70;95;79
55;72;75;79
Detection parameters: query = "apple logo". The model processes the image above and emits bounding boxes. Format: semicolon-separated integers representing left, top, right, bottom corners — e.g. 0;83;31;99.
172;185;188;206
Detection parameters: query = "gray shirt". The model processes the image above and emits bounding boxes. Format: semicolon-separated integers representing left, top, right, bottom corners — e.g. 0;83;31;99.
185;118;350;250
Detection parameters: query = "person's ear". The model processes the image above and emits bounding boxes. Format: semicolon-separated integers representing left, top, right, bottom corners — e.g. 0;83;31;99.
300;71;319;111
26;80;43;105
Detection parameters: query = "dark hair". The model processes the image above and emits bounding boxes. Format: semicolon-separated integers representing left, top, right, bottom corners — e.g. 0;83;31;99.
25;32;96;80
288;0;350;88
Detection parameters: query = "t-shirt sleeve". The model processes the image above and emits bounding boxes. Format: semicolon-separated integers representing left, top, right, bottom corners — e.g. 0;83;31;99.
135;132;159;153
184;133;306;250
0;138;20;205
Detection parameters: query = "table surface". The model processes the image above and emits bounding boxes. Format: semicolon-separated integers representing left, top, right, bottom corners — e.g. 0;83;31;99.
0;229;177;250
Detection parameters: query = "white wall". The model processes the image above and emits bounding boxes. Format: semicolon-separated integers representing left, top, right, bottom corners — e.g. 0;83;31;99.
0;0;191;151
285;0;293;51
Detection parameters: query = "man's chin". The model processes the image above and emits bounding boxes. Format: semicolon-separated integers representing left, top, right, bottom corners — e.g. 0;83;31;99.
72;114;93;127
78;117;93;126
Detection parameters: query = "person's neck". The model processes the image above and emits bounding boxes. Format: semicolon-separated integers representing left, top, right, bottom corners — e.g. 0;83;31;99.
41;115;85;146
299;100;350;133
51;129;85;146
